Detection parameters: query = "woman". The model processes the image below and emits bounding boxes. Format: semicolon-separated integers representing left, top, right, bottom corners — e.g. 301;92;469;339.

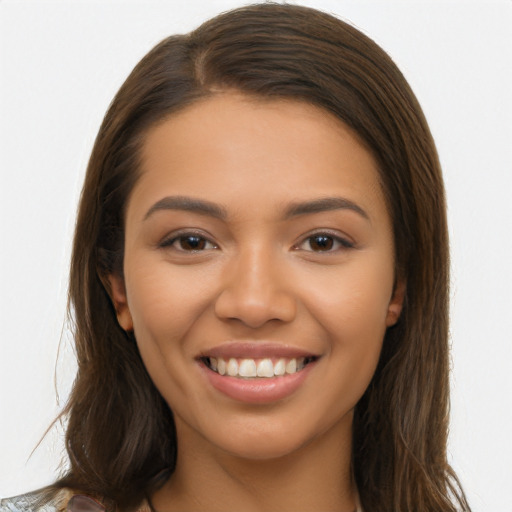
2;3;471;511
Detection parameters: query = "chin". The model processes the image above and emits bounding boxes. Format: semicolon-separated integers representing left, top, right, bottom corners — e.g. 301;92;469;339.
206;409;351;462
218;431;311;461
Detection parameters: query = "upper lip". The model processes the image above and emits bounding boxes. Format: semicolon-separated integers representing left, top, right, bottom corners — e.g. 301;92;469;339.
197;342;320;360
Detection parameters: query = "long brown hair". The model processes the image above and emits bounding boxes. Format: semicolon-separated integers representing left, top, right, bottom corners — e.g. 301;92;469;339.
49;3;470;511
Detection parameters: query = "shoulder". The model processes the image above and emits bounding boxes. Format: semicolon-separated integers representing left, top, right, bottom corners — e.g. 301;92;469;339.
1;490;152;512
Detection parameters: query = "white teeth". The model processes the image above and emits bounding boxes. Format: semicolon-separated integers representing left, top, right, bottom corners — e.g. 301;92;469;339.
217;358;226;376
256;358;274;377
227;358;239;376
285;358;297;374
207;356;313;378
273;358;286;376
239;359;257;377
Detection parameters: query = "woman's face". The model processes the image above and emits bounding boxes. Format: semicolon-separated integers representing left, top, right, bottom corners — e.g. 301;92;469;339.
110;94;403;460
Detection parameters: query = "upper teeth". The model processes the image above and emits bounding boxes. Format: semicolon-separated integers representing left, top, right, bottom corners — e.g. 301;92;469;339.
208;357;307;378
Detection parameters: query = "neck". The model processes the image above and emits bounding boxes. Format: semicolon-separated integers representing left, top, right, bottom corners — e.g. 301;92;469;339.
151;413;357;512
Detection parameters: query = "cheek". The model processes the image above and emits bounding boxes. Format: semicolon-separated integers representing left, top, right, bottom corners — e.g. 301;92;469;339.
307;256;394;338
302;255;394;389
125;258;216;346
123;261;216;405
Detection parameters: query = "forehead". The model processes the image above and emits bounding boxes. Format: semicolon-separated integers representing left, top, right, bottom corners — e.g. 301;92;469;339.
128;93;387;223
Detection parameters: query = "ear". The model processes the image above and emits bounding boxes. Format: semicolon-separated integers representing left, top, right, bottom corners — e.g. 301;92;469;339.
385;278;406;327
107;273;134;332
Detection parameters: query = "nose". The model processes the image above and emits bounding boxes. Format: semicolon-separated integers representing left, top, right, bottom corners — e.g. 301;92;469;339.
214;246;297;328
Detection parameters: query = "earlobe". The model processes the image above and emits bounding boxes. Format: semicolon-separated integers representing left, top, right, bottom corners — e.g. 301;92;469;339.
107;274;134;332
386;279;406;327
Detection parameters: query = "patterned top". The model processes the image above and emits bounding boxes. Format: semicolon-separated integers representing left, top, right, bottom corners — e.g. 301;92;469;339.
0;490;151;512
2;489;362;511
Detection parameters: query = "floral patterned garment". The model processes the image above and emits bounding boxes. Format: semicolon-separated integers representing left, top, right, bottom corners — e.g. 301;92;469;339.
0;490;151;512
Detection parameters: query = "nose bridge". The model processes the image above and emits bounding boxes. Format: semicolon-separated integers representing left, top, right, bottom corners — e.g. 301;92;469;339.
214;242;296;327
239;243;275;293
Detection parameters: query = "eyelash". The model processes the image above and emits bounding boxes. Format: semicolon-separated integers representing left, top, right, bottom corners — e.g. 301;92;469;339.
159;231;218;252
294;231;354;253
159;230;354;253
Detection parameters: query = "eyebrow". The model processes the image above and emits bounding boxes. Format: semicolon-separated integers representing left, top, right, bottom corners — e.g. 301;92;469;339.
144;196;227;221
144;195;369;222
283;196;369;220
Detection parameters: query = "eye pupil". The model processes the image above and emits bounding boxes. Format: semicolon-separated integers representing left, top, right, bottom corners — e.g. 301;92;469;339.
181;235;206;251
310;235;334;251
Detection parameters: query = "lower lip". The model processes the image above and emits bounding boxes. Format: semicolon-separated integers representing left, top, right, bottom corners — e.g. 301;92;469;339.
199;361;316;404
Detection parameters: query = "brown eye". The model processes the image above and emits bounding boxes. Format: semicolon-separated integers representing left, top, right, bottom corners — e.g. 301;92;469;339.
309;235;334;251
161;233;217;252
297;232;354;252
178;235;207;251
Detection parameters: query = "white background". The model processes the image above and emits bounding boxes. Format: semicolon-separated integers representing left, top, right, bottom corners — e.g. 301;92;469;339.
1;1;511;510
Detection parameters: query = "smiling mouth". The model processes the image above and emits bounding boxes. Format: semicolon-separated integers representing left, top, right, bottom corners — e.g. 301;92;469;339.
200;356;318;379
